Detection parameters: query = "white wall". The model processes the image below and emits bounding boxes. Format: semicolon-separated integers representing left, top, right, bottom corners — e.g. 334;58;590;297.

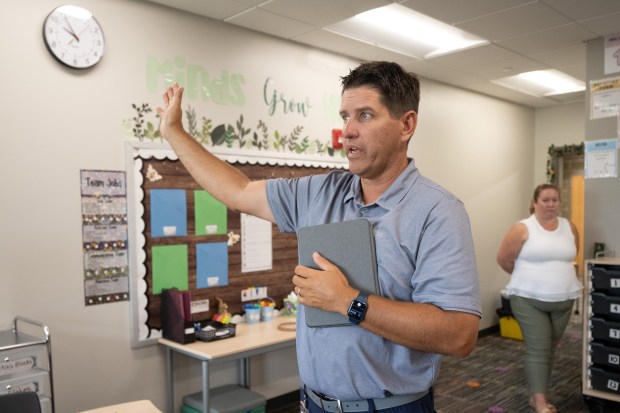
534;102;586;185
584;38;620;265
411;80;535;330
1;0;577;412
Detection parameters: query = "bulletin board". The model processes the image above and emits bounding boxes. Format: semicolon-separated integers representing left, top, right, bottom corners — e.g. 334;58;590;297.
126;142;348;347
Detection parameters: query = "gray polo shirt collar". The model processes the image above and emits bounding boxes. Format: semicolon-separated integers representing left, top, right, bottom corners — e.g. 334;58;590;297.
344;158;419;210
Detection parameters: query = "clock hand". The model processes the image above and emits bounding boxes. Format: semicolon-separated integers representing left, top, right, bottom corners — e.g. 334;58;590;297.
63;27;80;43
63;16;80;43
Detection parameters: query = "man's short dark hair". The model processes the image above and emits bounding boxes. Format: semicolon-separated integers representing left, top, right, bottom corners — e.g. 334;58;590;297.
341;61;420;118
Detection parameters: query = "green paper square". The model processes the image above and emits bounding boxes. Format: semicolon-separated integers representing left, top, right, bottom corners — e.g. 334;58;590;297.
194;190;227;235
152;244;188;294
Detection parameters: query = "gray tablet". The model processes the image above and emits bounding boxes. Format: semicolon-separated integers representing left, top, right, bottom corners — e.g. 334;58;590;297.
297;219;379;327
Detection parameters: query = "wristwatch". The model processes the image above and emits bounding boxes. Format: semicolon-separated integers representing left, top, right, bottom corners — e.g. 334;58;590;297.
347;291;369;324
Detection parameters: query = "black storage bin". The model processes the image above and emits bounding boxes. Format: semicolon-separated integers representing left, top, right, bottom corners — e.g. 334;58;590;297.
592;265;620;296
591;366;620;394
591;317;620;345
592;292;620;321
591;342;620;372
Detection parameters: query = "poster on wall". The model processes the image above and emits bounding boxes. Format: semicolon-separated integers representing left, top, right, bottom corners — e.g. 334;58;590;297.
80;170;129;305
241;213;272;273
585;139;618;179
590;77;620;119
605;33;620;75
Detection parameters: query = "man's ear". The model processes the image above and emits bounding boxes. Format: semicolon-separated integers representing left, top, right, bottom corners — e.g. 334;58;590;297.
401;111;417;141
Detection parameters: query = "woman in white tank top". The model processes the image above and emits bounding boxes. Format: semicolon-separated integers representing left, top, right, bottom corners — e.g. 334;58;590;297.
497;184;581;413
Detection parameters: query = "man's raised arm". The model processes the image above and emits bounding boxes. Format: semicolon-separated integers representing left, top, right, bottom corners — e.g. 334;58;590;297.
157;83;274;223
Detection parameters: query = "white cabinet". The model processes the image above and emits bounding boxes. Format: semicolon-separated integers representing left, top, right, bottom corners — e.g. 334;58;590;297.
0;317;54;413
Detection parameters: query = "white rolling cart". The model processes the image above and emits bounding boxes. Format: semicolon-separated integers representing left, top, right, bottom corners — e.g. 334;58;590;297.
0;316;54;413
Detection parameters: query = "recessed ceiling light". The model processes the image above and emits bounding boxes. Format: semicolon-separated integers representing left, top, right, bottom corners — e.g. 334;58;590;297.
492;69;585;97
325;4;488;59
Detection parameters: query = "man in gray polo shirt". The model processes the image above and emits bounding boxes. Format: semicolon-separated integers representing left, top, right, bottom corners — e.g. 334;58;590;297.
158;61;481;413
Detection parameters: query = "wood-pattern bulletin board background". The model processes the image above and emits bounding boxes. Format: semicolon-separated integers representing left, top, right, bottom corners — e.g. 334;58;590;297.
126;143;347;347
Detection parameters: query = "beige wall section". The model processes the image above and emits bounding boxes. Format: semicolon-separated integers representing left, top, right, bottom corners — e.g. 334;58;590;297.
534;102;586;185
0;0;583;412
534;101;586;275
411;80;535;330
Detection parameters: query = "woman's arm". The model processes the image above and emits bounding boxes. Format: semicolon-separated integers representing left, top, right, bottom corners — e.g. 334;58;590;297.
569;221;580;253
496;223;528;274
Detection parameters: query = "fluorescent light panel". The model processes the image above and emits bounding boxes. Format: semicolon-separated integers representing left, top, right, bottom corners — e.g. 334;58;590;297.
492;69;585;97
325;4;488;59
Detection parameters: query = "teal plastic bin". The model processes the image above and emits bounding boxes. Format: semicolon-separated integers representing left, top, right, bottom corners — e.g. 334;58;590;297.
182;384;266;413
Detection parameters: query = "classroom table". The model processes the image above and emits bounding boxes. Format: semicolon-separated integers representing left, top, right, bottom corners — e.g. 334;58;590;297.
78;400;162;413
159;317;297;413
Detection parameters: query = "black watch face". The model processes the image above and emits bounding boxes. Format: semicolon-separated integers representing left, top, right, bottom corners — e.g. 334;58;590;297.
348;300;367;320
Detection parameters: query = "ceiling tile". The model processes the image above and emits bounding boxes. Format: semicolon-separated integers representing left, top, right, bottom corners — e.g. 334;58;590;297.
541;0;620;21
293;29;372;57
456;2;572;41
579;12;620;37
461;56;549;81
398;0;533;24
352;46;420;65
236;0;272;5
497;23;598;56
399;60;449;80
546;90;585;104
464;82;559;108
402;60;485;87
146;0;251;20
226;8;316;39
532;43;586;80
429;44;522;69
259;0;390;26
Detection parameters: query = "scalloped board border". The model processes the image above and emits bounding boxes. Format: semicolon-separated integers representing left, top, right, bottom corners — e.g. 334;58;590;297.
125;141;348;347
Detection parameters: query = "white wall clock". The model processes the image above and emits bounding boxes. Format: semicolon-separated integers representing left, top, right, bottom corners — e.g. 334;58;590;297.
43;5;105;69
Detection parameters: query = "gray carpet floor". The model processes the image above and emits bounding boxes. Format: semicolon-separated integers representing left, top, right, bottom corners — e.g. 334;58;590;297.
434;315;587;412
271;315;619;412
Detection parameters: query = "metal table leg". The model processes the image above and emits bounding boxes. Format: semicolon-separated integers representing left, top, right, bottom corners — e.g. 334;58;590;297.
166;347;174;413
201;360;210;413
239;357;251;388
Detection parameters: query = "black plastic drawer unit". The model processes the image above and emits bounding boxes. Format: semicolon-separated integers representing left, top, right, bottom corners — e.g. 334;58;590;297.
591;317;620;345
591;292;620;322
591;342;620;372
584;261;620;408
591;367;620;394
592;266;620;296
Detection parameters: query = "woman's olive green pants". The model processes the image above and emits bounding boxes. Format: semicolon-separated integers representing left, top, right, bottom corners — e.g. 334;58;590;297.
509;295;574;393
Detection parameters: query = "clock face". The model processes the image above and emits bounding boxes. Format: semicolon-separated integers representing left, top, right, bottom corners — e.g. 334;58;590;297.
43;5;105;69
